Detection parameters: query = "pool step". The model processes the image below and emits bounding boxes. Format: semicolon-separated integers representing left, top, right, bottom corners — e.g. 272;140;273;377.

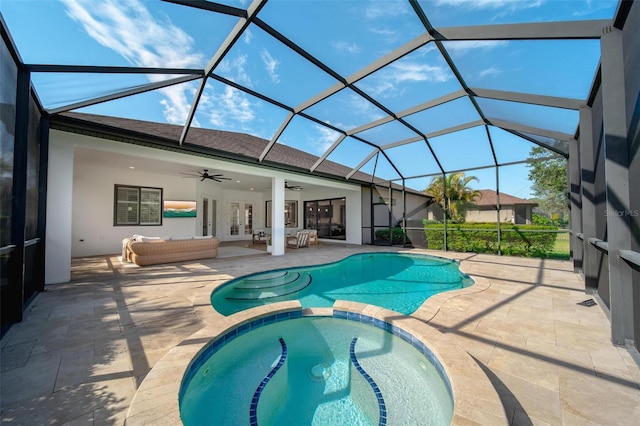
235;272;301;290
226;273;312;301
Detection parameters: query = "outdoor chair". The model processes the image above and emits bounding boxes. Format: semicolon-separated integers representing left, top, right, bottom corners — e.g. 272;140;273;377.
252;230;268;245
306;229;318;245
287;230;310;249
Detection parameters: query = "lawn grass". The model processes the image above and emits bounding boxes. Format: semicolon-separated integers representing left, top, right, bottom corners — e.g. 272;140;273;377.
548;232;570;260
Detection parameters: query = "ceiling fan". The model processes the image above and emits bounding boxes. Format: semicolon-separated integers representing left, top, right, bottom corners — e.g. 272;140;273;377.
180;169;231;182
267;181;303;190
285;181;303;190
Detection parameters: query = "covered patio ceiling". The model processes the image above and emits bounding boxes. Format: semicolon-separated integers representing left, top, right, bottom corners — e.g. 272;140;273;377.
1;0;621;191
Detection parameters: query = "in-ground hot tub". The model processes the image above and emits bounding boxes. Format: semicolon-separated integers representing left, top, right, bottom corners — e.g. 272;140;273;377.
179;311;454;425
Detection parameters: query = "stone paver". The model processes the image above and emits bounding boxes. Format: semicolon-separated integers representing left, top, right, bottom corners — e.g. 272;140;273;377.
1;243;638;425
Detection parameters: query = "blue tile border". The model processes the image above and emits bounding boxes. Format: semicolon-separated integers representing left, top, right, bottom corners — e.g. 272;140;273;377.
332;310;453;400
350;337;387;426
179;308;453;420
249;337;287;426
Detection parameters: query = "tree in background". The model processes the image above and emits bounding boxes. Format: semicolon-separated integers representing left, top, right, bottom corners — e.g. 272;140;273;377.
425;172;481;222
527;146;568;225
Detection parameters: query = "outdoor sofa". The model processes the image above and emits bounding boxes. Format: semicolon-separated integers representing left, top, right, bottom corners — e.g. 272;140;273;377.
123;235;220;266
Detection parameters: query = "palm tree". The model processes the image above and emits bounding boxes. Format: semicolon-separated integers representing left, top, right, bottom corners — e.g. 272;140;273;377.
425;172;481;222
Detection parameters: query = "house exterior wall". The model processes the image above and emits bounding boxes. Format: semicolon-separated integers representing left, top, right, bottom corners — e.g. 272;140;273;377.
428;205;533;224
465;207;512;223
46;129;363;282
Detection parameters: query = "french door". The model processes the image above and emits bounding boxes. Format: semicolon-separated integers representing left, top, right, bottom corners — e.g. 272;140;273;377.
229;201;254;239
201;195;217;236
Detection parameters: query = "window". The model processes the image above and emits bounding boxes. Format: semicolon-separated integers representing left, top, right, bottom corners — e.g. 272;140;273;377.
304;198;346;240
114;185;162;226
265;200;298;228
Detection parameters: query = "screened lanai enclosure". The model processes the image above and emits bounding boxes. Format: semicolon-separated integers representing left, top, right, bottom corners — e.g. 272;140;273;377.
1;0;639;349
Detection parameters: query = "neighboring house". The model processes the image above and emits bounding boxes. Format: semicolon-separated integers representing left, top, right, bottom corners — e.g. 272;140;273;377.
426;189;538;224
44;112;432;283
465;189;538;224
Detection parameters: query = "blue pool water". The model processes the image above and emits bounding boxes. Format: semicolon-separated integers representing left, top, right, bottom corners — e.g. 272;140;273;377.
179;314;454;425
211;252;473;316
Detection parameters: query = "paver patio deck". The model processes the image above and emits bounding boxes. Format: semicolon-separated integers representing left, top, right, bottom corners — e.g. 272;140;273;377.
1;242;639;425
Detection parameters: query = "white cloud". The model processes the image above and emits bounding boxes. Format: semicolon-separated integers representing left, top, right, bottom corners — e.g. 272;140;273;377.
364;0;411;19
446;40;509;54
369;28;397;37
218;54;252;87
360;60;452;99
61;0;204;125
389;62;451;83
159;84;198;125
260;49;280;83
242;28;253;44
62;0;203;68
203;86;255;128
434;0;544;11
311;125;340;154
332;41;361;55
347;93;385;122
478;67;502;79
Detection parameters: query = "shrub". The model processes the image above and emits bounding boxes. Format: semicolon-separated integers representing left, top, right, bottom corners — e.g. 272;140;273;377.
423;221;558;257
375;228;408;245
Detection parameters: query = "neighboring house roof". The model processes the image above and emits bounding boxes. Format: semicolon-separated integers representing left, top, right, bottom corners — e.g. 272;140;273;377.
472;189;538;207
52;112;430;198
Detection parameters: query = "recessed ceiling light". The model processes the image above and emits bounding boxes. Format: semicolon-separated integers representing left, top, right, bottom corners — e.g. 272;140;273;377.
250;188;254;191
236;180;241;183
129;166;135;169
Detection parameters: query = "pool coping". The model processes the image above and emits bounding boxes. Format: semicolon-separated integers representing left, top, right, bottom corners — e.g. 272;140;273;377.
125;274;508;425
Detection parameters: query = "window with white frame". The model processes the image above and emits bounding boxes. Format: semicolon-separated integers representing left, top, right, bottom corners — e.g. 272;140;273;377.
114;185;162;226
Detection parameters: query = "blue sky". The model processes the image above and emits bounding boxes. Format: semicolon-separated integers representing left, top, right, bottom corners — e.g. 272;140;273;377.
1;0;619;197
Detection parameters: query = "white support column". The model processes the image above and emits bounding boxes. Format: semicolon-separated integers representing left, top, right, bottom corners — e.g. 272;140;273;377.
45;134;74;283
600;27;634;345
271;177;286;256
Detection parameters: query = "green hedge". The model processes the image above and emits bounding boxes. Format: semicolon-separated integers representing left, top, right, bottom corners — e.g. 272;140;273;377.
374;228;408;245
423;222;558;257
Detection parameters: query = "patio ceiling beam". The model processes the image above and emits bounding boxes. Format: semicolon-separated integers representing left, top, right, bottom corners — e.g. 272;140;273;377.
294;32;433;115
310;134;346;172
378;136;424;151
346;149;379;180
24;64;204;75
259;112;295;162
410;0;498;177
46;75;202;115
424;119;485;139
347;116;395;136
179;0;266;145
396;89;467;119
350;133;405;179
502;128;569;158
345;32;434;85
435;20;610;41
294;82;345;113
490;119;575;147
470;88;584;110
211;74;292;111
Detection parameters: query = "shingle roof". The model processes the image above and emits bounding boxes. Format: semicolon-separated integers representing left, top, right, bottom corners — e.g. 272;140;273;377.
474;189;538;207
54;112;428;196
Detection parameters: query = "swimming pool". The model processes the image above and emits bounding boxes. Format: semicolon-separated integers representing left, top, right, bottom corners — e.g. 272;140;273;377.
179;313;454;425
211;252;473;316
